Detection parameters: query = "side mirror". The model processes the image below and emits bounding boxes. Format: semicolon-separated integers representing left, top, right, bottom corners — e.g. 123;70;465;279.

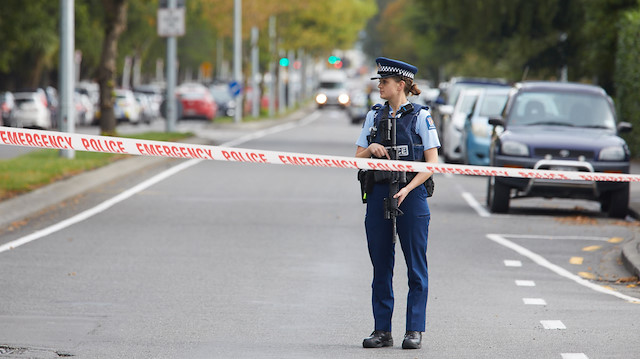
489;116;505;127
617;121;632;133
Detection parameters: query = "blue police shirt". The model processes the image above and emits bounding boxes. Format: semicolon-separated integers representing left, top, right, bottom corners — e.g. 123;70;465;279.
356;102;441;151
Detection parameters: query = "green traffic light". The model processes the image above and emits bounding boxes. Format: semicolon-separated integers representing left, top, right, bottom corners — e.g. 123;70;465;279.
328;55;340;64
279;57;290;67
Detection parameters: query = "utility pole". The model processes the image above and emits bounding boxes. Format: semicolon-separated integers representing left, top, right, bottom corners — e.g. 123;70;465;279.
233;0;243;123
268;16;276;117
59;0;75;159
251;26;260;118
165;0;178;132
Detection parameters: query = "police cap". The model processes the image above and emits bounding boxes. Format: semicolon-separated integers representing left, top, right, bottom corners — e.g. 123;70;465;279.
370;57;418;80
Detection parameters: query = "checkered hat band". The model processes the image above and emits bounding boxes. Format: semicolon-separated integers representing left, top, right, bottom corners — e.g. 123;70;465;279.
378;65;414;79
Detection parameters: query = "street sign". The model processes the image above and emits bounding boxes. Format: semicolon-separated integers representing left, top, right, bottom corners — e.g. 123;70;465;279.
157;8;185;37
229;81;242;97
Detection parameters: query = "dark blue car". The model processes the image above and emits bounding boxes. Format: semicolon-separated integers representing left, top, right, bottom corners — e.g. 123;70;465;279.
487;81;632;218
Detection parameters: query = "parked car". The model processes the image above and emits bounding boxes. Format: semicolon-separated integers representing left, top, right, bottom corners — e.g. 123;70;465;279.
1;91;15;126
487;81;632;218
12;92;52;129
209;84;236;117
442;88;481;163
114;89;142;124
433;77;509;153
133;92;155;124
315;70;350;109
176;82;217;121
461;87;510;165
74;91;95;126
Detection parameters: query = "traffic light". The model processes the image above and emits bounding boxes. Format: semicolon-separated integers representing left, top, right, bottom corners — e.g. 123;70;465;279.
279;57;290;67
328;55;340;65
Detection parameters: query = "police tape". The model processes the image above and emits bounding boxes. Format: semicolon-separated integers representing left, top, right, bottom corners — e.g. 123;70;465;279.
1;125;639;182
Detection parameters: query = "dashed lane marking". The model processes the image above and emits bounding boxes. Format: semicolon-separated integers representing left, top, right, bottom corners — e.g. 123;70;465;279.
488;234;640;303
515;280;536;287
523;298;547;305
540;320;566;330
504;260;522;267
561;353;589;359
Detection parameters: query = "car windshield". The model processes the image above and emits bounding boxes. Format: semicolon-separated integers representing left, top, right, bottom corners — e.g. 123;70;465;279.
508;91;616;129
319;81;344;89
478;94;508;117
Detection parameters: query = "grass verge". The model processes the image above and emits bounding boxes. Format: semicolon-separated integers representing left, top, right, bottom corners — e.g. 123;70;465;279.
0;131;192;201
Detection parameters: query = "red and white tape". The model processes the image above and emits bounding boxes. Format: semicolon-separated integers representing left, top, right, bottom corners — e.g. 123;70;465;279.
1;126;639;182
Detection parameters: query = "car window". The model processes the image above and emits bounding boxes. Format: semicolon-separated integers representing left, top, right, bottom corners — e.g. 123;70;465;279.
478;94;508;117
509;91;615;129
319;81;345;89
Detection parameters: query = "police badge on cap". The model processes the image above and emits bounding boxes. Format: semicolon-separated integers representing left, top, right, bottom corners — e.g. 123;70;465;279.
370;57;418;80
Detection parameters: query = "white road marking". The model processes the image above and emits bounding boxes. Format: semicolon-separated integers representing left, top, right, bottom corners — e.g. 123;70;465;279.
540;320;566;330
488;234;640;303
0;115;320;254
500;234;611;242
561;354;589;359
504;260;523;267
515;280;536;287
523;298;547;305
461;191;491;217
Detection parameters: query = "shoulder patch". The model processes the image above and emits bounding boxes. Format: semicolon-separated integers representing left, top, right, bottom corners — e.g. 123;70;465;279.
426;114;436;130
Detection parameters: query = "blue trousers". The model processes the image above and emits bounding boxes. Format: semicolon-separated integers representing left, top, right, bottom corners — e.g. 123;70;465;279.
365;183;430;332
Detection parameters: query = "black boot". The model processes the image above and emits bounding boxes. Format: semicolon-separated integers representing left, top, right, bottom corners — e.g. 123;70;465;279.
362;330;393;348
402;331;422;349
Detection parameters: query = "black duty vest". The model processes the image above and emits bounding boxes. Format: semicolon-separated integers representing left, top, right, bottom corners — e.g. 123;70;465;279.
369;102;427;162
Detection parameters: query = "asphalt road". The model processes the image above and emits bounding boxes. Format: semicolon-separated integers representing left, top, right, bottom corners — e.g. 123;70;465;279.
1;108;640;358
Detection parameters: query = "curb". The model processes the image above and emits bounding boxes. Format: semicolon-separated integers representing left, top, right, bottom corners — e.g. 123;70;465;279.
621;238;640;279
0;103;315;230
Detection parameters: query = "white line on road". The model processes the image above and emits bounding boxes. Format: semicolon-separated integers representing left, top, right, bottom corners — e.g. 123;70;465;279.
523;298;547;305
515;280;536;287
488;234;640;303
461;191;491;217
0;114;320;254
541;320;566;330
561;354;589;359
504;260;523;267
499;234;611;242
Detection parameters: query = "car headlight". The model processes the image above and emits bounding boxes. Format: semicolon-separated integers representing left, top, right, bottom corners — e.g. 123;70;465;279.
501;141;529;156
315;94;327;105
338;93;350;105
599;146;626;161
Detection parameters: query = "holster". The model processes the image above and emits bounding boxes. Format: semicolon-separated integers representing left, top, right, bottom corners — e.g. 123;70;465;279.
357;170;374;203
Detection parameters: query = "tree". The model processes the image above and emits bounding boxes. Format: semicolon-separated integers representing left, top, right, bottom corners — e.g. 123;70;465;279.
97;0;129;136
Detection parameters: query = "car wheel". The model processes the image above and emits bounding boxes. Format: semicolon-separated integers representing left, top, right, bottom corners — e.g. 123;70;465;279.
606;184;629;219
487;176;510;213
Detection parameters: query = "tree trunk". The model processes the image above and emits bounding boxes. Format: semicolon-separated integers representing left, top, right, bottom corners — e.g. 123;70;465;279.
97;0;129;136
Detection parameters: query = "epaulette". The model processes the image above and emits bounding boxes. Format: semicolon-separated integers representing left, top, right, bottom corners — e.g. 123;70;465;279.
371;103;382;111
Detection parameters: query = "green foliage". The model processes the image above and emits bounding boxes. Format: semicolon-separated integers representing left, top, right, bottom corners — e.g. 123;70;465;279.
615;8;640;155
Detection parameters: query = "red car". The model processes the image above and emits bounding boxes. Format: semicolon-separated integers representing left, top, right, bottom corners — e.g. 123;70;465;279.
176;83;218;121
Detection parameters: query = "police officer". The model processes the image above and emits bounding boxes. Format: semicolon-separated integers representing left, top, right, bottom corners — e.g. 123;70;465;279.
355;57;440;349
